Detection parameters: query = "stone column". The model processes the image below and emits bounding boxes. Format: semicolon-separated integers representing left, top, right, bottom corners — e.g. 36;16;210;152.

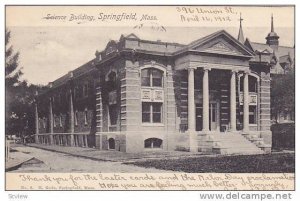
69;89;75;146
188;67;197;152
49;97;54;144
243;71;249;132
188;67;196;132
230;70;237;131
85;135;88;147
202;67;210;132
34;96;39;143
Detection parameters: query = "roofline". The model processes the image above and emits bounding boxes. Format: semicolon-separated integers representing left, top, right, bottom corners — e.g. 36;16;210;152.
250;41;294;49
173;30;255;57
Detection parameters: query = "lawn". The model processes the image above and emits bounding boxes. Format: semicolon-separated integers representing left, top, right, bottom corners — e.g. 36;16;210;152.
126;153;294;173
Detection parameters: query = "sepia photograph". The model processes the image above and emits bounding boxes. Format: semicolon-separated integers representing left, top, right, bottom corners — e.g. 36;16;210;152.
4;5;295;191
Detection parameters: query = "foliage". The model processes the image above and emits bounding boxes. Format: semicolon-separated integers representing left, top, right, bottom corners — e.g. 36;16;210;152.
271;69;295;123
272;123;295;150
5;30;46;136
128;153;295;173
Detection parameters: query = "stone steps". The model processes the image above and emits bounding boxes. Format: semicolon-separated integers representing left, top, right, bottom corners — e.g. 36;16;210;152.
198;133;264;155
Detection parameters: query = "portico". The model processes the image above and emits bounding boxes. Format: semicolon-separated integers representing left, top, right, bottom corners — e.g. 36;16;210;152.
186;66;250;134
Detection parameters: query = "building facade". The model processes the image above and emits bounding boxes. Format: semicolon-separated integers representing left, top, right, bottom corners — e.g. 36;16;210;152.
34;17;293;154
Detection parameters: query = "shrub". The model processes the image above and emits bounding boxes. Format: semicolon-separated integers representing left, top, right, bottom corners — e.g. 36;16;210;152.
271;123;295;150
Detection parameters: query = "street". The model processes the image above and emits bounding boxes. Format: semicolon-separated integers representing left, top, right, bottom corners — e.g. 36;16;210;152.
10;146;172;173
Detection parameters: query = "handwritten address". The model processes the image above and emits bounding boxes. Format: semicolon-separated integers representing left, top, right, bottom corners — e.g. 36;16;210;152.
176;6;239;23
6;173;295;191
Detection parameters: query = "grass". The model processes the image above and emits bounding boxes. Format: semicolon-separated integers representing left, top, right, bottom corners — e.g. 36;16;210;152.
126;153;295;173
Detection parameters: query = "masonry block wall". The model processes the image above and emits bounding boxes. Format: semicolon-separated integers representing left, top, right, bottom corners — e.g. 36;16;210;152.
219;72;230;131
260;70;272;144
179;70;188;132
123;60;143;153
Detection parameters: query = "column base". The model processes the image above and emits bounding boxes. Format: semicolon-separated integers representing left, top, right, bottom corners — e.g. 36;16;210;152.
188;130;198;152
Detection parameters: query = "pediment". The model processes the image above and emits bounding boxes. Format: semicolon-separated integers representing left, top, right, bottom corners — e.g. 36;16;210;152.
187;30;254;57
197;41;242;55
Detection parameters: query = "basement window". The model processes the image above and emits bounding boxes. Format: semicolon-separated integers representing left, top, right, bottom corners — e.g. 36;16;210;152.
144;138;163;149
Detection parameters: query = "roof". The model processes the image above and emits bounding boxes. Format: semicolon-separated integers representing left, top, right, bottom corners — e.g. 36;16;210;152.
174;30;254;57
247;41;294;59
50;59;96;89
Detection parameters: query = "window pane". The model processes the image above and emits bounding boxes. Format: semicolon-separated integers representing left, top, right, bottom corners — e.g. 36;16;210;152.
141;78;151;86
152;103;162;123
249;76;257;92
142;103;151;123
153;138;162;148
142;103;151;112
249;106;256;124
152;103;162;112
152;78;162;87
153;113;161;123
142;113;151;122
144;139;152;148
152;69;162;78
152;69;163;87
141;69;150;86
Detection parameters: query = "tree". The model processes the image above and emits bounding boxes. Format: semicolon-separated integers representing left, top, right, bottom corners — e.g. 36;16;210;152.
6;30;23;136
271;69;295;123
5;30;46;137
5;30;23;86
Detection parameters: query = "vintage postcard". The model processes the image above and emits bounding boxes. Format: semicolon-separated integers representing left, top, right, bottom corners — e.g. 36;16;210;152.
5;5;295;192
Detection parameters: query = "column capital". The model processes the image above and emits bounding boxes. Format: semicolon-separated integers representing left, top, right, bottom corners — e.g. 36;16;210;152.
243;69;251;75
203;67;212;71
187;66;197;70
231;69;239;74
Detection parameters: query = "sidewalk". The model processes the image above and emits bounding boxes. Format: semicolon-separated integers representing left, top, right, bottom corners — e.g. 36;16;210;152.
5;150;34;171
26;143;205;162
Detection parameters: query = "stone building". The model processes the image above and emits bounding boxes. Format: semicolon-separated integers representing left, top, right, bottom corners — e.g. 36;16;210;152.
34;16;293;154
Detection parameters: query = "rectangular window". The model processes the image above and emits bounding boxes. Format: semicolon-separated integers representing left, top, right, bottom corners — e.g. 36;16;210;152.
75;111;78;126
249;106;257;124
83;83;89;97
84;110;88;125
59;115;62;127
109;104;117;126
53;115;56;127
142;102;162;123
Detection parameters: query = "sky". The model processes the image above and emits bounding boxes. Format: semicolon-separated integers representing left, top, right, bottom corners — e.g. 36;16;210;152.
6;6;294;85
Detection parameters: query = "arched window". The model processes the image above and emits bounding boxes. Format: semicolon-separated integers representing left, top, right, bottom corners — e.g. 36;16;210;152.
240;74;258;92
144;138;163;149
107;71;117;92
141;68;163;87
108;138;115;150
106;71;118;126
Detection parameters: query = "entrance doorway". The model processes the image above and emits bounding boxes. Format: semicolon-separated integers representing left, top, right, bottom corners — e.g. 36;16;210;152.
196;101;220;131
